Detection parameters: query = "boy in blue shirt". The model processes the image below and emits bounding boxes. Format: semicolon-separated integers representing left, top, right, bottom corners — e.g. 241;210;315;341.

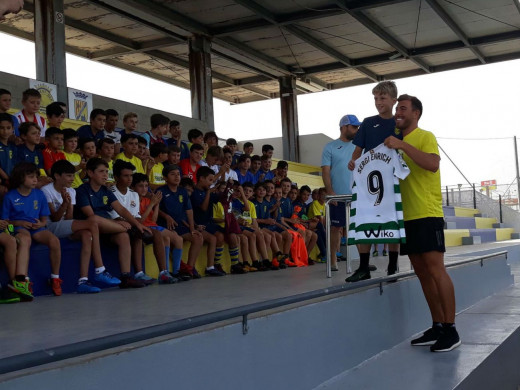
0;113;17;183
2;162;63;296
190;166;226;276
157;164;204;279
347;80;402;280
75;158;150;288
77;108;106;142
0;89;20;137
234;154;254;185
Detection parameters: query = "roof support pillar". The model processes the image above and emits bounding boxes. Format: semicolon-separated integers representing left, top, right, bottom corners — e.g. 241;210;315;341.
189;35;214;132
279;76;300;162
34;0;68;102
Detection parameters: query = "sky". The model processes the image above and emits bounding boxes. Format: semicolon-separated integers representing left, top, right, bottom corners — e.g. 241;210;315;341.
1;30;518;194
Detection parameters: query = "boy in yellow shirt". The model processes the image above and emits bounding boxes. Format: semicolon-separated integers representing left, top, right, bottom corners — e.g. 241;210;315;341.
97;138;115;185
115;133;144;174
148;143;168;190
62;129;85;189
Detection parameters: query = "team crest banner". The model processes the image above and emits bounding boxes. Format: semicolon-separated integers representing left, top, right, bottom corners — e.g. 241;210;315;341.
29;79;57;115
68;88;93;122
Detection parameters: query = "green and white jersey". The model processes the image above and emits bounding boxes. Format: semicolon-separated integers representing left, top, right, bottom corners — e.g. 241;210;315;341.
348;144;410;244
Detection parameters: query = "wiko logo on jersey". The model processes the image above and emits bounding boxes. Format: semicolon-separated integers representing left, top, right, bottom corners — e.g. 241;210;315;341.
363;227;394;238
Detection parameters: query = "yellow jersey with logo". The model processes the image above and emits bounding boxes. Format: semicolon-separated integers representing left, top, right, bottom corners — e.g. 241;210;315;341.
149;162;165;186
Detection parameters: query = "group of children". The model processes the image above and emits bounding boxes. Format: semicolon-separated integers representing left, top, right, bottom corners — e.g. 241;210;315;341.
0;87;327;303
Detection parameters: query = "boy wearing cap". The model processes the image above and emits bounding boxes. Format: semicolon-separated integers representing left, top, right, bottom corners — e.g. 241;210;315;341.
346;80;402;282
321;113;360;271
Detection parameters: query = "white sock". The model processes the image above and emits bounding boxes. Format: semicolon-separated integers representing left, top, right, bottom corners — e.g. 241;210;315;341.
135;271;144;277
206;266;214;271
78;277;88;284
95;266;106;274
51;274;60;279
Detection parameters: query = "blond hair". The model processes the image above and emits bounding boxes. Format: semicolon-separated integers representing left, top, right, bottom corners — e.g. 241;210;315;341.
123;112;138;122
372;81;397;99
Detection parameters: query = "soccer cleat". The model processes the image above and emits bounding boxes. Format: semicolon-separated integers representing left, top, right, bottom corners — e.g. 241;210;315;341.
49;278;63;296
383;250;388;256
430;327;461;352
205;268;225;277
278;255;288;269
0;288;21;304
345;269;371;283
307;258;315;266
262;259;275;270
284;258;297;267
252;260;267;271
119;275;146;289
411;326;442;346
9;280;34;301
368;264;377;271
271;256;280;270
158;271;179;284
231;263;247;274
214;263;227;275
134;272;156;285
372;250;379;257
336;252;345;262
77;281;101;294
94;271;121;287
191;268;202;279
243;263;258;272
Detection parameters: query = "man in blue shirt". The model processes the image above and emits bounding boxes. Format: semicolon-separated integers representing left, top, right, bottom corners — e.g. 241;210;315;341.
75;157;149;288
321;114;360;271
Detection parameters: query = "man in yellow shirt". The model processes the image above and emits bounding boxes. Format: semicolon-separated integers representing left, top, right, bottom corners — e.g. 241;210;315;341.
384;94;460;353
115;133;144;174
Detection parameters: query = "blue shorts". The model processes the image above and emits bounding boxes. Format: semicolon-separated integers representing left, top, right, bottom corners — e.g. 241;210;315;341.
150;225;165;232
240;226;255;233
205;223;224;235
329;202;347;227
175;224;190;236
14;226;48;235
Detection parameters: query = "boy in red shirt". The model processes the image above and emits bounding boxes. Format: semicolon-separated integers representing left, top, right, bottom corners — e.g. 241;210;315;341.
179;143;203;184
42;127;65;175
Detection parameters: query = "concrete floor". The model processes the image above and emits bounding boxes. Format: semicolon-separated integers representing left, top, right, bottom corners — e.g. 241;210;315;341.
0;240;518;363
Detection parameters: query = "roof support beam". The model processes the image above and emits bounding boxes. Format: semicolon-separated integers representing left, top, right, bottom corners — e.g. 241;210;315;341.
231;0;378;81
213;0;409;36
34;0;68;102
333;0;431;73
424;0;486;63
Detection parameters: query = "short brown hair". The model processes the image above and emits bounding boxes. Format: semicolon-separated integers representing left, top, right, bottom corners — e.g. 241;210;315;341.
397;94;423;119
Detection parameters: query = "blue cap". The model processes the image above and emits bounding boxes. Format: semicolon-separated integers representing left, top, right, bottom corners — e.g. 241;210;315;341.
339;114;361;127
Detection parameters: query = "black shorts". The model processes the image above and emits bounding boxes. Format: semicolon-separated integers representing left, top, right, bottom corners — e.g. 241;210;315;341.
400;217;446;256
329;202;346;227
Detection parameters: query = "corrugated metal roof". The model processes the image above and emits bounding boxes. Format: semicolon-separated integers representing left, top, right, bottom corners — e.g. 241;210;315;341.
1;0;519;104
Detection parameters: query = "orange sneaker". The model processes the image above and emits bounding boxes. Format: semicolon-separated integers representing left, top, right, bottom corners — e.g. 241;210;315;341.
49;278;63;296
271;256;280;269
285;258;297;267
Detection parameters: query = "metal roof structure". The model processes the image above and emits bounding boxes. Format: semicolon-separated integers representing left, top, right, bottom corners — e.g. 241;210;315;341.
1;0;520;104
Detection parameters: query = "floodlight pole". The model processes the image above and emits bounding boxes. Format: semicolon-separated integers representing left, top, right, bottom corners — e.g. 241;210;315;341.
514;136;520;203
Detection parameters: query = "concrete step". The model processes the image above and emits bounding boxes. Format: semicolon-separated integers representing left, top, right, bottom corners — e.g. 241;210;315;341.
444;216;497;229
445;228;515;246
313;284;520;390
